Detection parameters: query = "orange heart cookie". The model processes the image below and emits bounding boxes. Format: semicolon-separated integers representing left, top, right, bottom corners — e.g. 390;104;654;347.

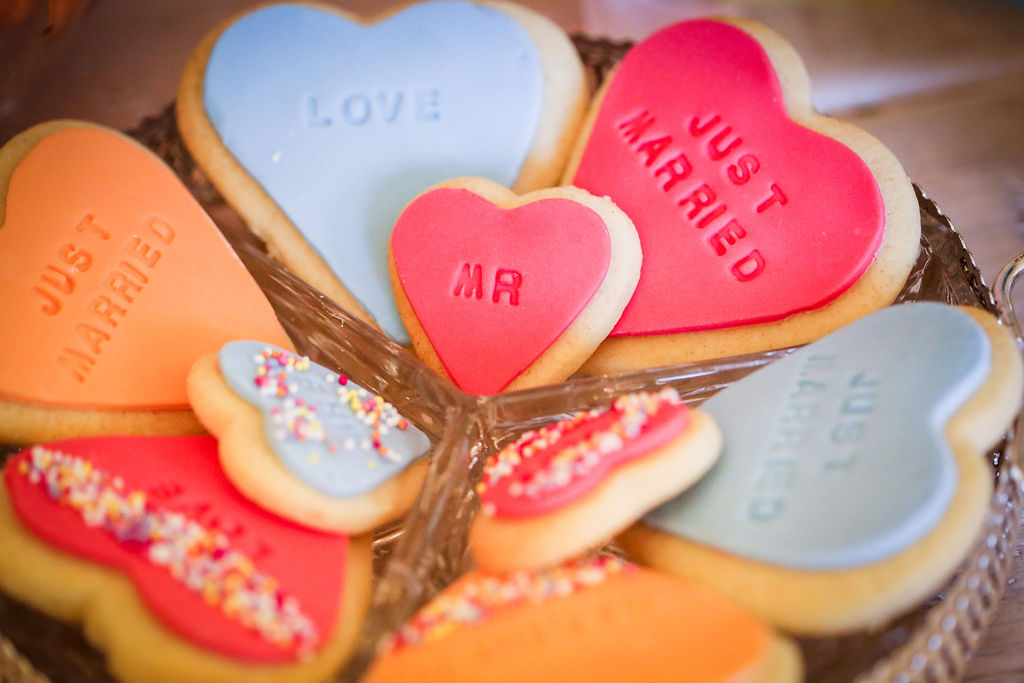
0;121;290;444
366;555;802;682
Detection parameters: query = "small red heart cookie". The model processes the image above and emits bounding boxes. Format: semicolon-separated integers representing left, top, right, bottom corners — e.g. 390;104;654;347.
0;435;372;682
389;177;641;394
563;18;920;372
0;121;291;444
469;388;721;571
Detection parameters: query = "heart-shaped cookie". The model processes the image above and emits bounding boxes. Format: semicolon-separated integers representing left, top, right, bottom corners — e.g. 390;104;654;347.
619;303;1023;634
469;388;721;571
0;436;372;681
178;1;587;345
188;341;433;533
366;556;802;682
564;18;920;372
389;178;641;395
0;122;290;444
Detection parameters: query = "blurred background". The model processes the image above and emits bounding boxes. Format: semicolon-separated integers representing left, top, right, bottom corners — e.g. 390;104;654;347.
1;0;1024;677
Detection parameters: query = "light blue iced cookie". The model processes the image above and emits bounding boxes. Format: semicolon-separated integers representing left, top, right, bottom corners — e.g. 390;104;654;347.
180;1;585;345
188;341;432;533
620;303;1023;634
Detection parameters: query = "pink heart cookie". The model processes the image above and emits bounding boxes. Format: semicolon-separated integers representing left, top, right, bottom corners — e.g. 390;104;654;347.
389;178;641;394
564;18;920;372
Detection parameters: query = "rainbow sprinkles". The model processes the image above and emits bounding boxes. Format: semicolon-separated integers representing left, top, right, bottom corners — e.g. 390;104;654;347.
250;346;410;464
382;554;634;654
476;388;689;517
216;341;433;500
16;446;320;655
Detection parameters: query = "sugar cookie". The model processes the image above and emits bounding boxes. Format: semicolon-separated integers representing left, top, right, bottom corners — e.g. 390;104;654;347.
0;121;290;445
469;388;720;571
563;18;920;372
390;177;641;394
188;341;432;534
619;303;1023;635
366;555;802;682
177;1;588;345
0;436;372;683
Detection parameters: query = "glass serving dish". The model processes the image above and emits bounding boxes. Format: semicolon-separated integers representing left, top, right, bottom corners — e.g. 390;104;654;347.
2;35;1023;683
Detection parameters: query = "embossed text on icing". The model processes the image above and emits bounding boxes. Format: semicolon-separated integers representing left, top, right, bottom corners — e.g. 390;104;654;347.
55;217;175;383
746;354;879;522
304;87;440;127
451;262;522;306
617;110;793;282
32;215;109;316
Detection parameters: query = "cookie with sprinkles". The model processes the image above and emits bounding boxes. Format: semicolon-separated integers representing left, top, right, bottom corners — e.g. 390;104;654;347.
0;435;373;683
469;388;721;571
365;555;802;682
187;341;432;534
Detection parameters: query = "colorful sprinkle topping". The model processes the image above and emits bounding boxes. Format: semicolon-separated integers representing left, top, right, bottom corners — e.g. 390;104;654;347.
251;347;409;463
17;446;319;655
382;554;634;654
476;388;686;515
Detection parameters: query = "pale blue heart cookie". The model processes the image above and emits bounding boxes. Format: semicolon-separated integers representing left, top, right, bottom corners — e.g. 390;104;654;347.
644;302;991;569
218;341;431;498
202;2;544;344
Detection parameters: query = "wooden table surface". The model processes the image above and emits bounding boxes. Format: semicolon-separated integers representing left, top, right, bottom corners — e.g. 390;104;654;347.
3;0;1024;680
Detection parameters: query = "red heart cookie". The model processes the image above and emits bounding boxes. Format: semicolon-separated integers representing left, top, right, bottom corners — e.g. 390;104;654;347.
565;19;919;370
0;123;290;411
389;179;641;395
469;388;722;572
4;436;348;662
476;389;697;519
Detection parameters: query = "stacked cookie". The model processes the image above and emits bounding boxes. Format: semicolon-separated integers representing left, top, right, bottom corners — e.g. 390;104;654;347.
176;0;590;349
617;304;1023;635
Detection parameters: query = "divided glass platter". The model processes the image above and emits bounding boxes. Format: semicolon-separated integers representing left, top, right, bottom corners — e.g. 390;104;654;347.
2;35;1022;683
